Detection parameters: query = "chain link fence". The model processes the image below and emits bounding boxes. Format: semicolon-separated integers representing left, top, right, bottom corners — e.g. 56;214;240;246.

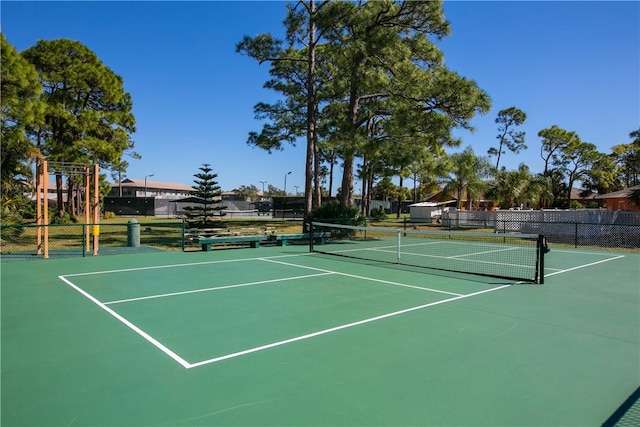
0;221;186;262
439;210;640;250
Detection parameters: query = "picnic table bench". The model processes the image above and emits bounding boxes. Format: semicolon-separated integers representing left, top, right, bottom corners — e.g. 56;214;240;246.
194;235;268;251
270;232;331;247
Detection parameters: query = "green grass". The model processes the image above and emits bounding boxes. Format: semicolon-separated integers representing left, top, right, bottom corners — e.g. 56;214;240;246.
1;218;307;255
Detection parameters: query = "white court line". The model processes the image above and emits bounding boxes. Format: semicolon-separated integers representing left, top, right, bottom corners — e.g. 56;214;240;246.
57;252;513;369
448;246;518;259
103;272;334;305
548;248;628;256
260;257;463;297
544;254;626;277
62;253;316;277
58;275;191;369
188;283;511;368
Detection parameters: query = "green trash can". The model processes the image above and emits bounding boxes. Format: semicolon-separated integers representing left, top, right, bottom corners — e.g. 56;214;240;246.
127;219;140;247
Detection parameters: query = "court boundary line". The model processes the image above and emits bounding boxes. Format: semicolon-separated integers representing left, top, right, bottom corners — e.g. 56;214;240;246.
188;284;512;368
544;254;626;277
58;256;484;369
58;275;191;369
61;253;316;277
103;272;334;305
56;250;628;369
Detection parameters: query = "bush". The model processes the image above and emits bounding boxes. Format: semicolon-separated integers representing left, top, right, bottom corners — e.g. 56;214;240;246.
49;211;78;224
308;201;366;238
308;201;365;225
568;200;584;209
369;207;387;222
103;211;117;220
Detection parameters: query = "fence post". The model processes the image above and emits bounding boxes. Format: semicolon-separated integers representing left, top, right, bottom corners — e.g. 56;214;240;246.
82;224;86;257
574;222;578;248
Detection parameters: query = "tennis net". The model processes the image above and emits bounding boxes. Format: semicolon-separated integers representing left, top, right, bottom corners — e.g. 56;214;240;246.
310;222;547;283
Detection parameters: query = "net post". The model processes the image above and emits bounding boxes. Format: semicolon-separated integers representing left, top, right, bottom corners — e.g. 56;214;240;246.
537;234;546;284
309;221;315;253
36;161;42;255
396;230;401;263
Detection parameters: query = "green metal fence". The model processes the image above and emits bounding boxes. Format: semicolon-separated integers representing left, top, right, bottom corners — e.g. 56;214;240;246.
0;221;186;262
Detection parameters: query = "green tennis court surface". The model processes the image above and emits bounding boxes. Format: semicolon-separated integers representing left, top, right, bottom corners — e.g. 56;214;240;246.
2;243;638;426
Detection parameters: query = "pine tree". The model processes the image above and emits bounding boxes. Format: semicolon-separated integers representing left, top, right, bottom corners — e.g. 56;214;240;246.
183;164;226;226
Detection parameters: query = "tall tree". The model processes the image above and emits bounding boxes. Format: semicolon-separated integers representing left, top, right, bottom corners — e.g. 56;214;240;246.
0;34;44;220
538;125;579;175
560;138;602;202
234;185;260;201
22;38;136;217
611;128;640;187
183;164;226;225
321;1;490;208
237;0;329;216
488;106;527;169
580;153;621;196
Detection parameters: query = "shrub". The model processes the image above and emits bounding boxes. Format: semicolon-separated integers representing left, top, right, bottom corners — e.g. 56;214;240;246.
103;211;117;220
308;201;366;238
49;211;78;224
369;207;387;222
308;201;365;225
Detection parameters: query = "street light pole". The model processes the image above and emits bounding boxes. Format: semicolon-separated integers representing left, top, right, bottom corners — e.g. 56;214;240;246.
294;185;299;196
283;171;291;219
259;180;267;198
144;174;154;217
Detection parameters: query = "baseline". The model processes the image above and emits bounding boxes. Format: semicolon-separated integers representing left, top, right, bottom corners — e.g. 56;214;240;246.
58;275;191;369
189;283;511;368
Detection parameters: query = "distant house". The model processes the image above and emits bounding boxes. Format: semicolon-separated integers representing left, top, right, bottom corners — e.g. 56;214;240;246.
595;185;640;212
568;188;599;206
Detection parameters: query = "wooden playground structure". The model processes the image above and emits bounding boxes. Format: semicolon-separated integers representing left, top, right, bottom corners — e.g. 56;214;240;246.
35;160;100;258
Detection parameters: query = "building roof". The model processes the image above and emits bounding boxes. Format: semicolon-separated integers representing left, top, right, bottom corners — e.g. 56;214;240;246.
569;188;597;200
594;184;640;199
112;178;192;192
409;200;456;207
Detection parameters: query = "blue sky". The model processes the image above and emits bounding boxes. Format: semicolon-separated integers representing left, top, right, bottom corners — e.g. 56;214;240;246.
2;1;638;194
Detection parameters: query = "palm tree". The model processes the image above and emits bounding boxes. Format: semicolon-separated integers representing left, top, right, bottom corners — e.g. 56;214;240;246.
443;147;494;210
486;164;552;209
